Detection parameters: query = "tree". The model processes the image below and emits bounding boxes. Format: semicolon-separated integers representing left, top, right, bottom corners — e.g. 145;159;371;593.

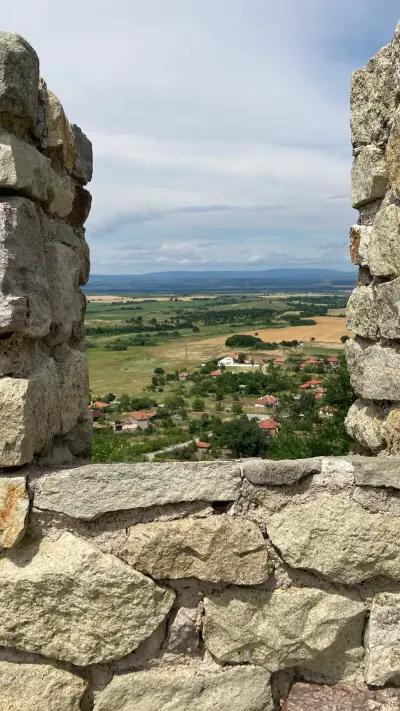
232;402;243;415
211;417;269;458
154;367;165;375
192;397;205;412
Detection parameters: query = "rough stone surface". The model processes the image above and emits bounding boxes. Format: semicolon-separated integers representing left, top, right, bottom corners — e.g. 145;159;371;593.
375;277;400;338
351;145;388;207
346;338;400;400
124;514;270;584
0;475;28;547
0;532;174;665
0;130;74;217
368;204;400;276
353;456;400;488
94;666;273;711
345;399;386;453
0;33;39;132
53;346;89;434
267;491;400;584
346;285;378;338
40;85;75;172
0;360;60;466
386;106;400;198
71;123;93;184
242;457;321;486
365;593;400;686
0;660;86;711
203;587;364;671
349;224;371;266
33;461;241;519
350;44;396;147
282;682;380;711
67;185;92;227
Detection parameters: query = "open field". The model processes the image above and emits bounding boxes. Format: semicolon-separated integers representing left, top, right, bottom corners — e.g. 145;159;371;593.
88;315;349;395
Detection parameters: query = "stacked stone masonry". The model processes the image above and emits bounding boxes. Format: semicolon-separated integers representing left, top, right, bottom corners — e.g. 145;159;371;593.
0;32;92;470
346;21;400;456
0;457;400;709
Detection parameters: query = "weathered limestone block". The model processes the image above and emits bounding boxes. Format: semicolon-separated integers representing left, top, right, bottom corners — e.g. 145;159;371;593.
386;106;400;198
67;185;92;227
349;224;371;266
282;682;381;711
203;587;364;670
46;241;82;341
351;145;388;208
375;277;400;338
0;660;86;711
346;338;400;400
53;346;89;434
94;666;273;711
33;461;241;519
0;130;73;217
351;44;396;147
71;123;93;184
0;532;174;665
43;214;90;286
0;33;39;133
0;360;61;467
40;83;75;172
353;456;400;488
267;491;400;584
124;515;270;585
368;204;400;276
0;197;51;337
346;285;378;339
345;399;386;453
364;593;400;685
0;476;28;547
243;457;321;486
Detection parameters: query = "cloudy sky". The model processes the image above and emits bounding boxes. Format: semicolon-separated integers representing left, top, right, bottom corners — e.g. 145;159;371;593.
1;1;399;273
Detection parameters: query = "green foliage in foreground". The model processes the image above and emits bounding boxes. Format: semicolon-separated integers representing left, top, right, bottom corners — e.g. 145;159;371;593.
92;429;189;462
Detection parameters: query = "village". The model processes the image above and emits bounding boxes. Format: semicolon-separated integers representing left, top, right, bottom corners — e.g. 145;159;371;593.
89;347;347;462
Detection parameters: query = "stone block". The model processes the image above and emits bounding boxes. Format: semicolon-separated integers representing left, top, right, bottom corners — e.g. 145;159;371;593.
40;84;76;172
0;532;174;665
53;345;89;434
242;457;321;486
45;241;82;341
346;338;400;400
0;197;51;337
364;593;400;685
124;515;270;585
203;587;364;671
282;682;379;711
0;32;39;133
0;360;61;467
368;204;400;276
346;285;378;339
267;491;400;584
353;456;400;488
350;44;396;147
67;185;92;226
345;399;386;453
351;145;388;208
0;130;73;217
349;225;371;266
386;106;400;198
375;277;400;338
0;660;86;711
71;123;93;184
33;461;241;520
0;475;28;547
94;666;273;711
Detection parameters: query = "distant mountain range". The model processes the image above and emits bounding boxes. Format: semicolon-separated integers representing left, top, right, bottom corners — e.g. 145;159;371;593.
85;269;356;295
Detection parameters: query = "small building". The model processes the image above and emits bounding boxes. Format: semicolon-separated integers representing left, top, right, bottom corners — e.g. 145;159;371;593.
273;357;286;366
179;371;188;381
313;387;327;400
195;439;210;450
92;409;104;422
91;400;111;411
319;405;338;419
299;379;323;391
210;369;222;378
326;356;339;368
258;418;279;437
255;395;279;408
126;410;157;430
218;356;235;367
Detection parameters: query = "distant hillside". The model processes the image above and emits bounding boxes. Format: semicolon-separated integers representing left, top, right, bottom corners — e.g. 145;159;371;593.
85;269;355;295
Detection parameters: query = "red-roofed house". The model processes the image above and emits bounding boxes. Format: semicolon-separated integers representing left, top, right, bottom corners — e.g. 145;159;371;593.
326;356;339;368
313;387;327;400
179;371;188;381
195;440;210;449
273;357;286;366
299;379;323;390
127;410;157;430
255;395;279;408
258;419;279;437
211;369;222;377
91;400;111;410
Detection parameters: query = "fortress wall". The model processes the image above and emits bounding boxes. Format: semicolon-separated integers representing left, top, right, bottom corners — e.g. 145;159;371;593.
346;22;400;456
0;456;399;709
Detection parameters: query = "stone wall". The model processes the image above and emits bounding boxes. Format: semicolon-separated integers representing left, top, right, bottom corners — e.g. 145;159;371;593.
0;32;92;469
0;456;400;709
346;22;400;456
